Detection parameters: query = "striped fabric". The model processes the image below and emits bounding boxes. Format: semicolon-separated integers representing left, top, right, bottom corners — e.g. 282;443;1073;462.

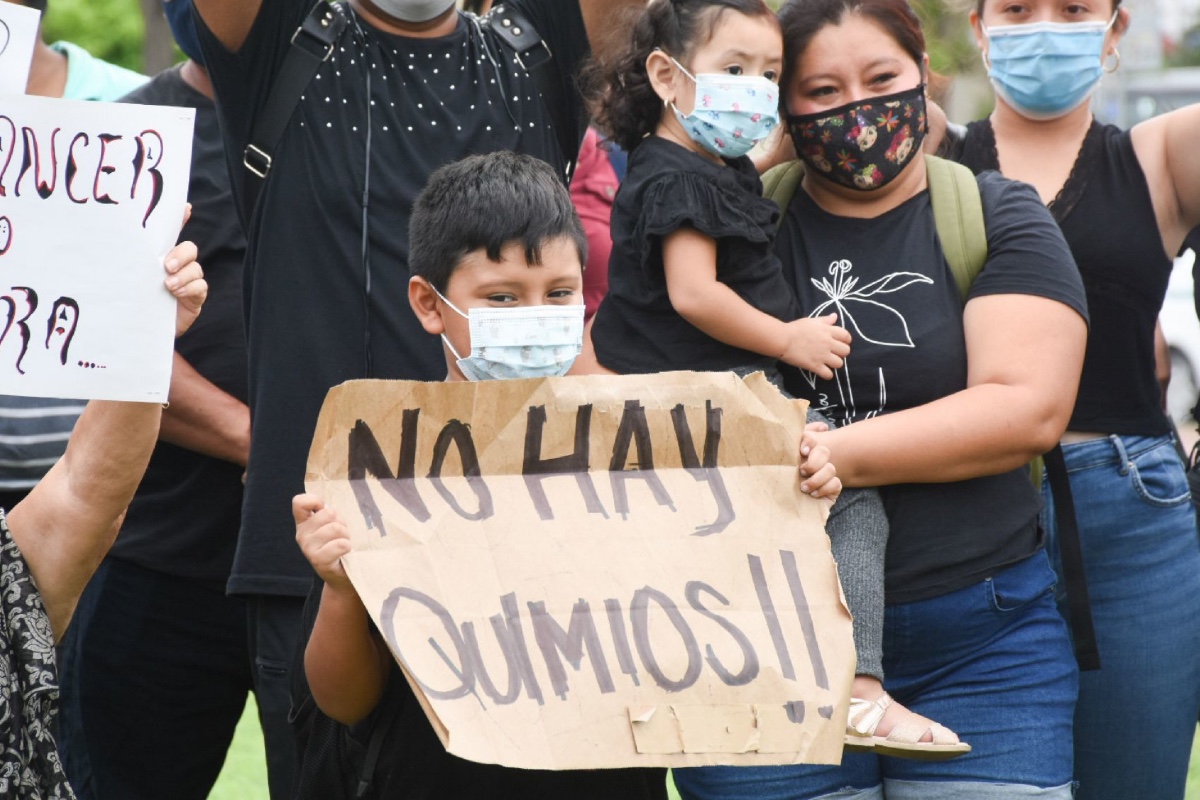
0;397;86;490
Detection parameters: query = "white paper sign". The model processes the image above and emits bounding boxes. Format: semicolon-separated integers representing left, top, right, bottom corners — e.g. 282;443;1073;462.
0;93;194;402
0;3;40;96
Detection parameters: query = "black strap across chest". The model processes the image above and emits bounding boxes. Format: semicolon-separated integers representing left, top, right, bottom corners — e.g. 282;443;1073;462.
240;1;578;221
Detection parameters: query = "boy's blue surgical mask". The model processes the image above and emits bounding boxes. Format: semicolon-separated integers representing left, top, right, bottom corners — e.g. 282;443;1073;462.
982;14;1117;121
434;290;585;381
668;57;779;159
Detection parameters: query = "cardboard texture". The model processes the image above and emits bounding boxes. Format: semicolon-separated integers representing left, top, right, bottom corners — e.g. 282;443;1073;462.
307;371;854;770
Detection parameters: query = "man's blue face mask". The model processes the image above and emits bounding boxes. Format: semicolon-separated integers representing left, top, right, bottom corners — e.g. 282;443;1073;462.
163;0;205;65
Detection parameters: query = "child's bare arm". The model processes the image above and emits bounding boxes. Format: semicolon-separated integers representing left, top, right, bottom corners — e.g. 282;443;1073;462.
294;494;390;725
663;229;851;377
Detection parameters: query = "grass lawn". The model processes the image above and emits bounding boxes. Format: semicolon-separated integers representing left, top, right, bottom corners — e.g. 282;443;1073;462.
209;697;267;800
208;703;1200;799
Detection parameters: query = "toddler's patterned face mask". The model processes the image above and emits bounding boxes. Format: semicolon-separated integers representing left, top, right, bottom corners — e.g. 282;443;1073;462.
786;84;927;192
668;56;780;159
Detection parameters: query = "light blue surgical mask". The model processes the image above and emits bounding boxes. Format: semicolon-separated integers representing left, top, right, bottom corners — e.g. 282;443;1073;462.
372;0;456;23
668;57;780;159
434;290;585;381
982;14;1117;121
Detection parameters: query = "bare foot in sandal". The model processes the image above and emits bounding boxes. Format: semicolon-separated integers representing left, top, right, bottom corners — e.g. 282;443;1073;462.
844;676;971;760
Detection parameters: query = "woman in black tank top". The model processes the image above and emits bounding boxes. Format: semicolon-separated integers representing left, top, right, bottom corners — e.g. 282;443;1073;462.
932;2;1200;798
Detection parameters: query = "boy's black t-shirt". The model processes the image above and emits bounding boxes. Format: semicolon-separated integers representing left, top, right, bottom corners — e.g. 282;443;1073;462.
777;170;1088;604
351;665;666;800
196;1;590;597
108;66;247;583
592;136;801;374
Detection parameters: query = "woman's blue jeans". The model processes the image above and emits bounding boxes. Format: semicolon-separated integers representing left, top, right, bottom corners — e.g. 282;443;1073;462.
673;550;1079;799
1042;433;1200;800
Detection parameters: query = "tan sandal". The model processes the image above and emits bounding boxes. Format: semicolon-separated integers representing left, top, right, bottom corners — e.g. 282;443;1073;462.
844;692;971;761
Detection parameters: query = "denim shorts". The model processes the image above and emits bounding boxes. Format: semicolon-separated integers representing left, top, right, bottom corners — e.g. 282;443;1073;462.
1042;433;1200;800
673;551;1078;800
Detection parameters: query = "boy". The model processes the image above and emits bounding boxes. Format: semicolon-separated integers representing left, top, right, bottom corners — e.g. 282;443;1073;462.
293;151;843;797
292;152;669;799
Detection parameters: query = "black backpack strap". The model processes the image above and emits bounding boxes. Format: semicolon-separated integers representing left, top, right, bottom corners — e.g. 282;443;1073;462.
485;3;583;182
242;1;347;218
1043;444;1101;671
354;670;402;798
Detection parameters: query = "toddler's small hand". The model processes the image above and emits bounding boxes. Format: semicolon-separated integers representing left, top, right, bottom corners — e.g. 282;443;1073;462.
779;314;851;378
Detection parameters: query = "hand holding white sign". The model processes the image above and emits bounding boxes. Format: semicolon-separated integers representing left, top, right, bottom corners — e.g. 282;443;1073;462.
163;238;206;339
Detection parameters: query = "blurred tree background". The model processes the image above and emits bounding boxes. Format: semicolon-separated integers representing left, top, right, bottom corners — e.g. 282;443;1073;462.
41;0;172;75
1169;24;1200;67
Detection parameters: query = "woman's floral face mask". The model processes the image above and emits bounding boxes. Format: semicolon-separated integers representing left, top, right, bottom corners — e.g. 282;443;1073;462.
787;84;927;192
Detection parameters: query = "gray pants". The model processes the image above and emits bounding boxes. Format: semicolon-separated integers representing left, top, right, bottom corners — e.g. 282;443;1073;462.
809;408;887;682
729;367;887;682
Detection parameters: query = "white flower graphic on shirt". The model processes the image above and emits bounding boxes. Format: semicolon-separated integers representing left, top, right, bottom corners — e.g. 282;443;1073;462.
803;259;932;421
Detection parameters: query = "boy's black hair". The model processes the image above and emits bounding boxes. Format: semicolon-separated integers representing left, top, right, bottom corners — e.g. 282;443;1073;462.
409;151;587;292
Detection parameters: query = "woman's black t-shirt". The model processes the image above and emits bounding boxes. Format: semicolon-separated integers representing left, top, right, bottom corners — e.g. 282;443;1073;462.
777;169;1088;603
957;120;1174;437
591;136;801;374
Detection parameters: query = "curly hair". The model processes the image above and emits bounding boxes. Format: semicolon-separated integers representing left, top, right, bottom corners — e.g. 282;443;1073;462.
583;0;777;153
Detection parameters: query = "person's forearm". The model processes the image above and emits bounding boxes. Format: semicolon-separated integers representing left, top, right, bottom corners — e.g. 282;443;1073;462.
7;400;162;640
306;583;388;725
160;353;250;466
821;382;1071;487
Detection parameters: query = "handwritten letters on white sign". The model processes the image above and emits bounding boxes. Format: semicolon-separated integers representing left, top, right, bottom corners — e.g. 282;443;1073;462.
0;94;194;401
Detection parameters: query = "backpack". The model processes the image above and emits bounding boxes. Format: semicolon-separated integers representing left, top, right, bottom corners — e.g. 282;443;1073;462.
290;577;404;800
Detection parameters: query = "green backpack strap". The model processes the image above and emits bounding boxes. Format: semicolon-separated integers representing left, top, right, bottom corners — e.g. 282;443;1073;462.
764;156;987;299
762;160;806;231
925;159;1045;480
925;154;987;302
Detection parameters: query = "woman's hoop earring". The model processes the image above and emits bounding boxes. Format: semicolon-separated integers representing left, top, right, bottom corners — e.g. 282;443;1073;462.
1103;49;1121;73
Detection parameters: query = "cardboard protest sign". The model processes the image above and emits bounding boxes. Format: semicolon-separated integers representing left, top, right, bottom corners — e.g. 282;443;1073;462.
0;3;39;97
0;93;194;401
307;371;855;770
